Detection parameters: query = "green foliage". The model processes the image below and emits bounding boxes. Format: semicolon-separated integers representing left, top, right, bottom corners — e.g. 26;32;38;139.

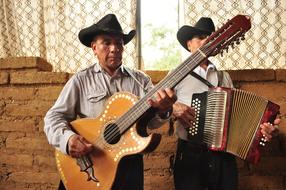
142;24;181;70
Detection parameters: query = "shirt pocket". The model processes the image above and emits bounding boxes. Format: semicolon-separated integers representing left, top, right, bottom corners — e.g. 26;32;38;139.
86;90;108;117
87;90;107;103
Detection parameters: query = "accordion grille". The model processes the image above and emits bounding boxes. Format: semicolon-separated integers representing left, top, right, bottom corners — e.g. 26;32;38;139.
226;89;268;159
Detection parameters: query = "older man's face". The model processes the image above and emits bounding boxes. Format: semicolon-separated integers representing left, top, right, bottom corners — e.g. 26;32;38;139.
91;34;124;75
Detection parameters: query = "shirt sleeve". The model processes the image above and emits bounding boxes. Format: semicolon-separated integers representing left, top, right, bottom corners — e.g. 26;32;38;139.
44;75;79;154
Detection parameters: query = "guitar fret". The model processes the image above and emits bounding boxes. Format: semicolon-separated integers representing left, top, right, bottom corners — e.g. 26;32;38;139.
57;15;252;190
116;47;213;135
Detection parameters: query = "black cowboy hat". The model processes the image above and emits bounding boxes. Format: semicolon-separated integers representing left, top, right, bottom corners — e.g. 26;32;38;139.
78;14;136;47
177;17;215;51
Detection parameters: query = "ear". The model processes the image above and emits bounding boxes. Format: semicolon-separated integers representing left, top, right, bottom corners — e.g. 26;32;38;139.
186;40;191;51
91;41;97;55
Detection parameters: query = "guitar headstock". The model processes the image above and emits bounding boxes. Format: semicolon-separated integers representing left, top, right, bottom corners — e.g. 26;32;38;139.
203;15;251;57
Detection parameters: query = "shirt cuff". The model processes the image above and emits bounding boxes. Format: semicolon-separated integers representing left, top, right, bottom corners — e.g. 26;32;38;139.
59;130;76;155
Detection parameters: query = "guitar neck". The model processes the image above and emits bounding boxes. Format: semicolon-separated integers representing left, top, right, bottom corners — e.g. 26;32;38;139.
117;45;211;133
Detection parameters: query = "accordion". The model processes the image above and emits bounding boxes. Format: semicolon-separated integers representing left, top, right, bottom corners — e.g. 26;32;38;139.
189;87;280;164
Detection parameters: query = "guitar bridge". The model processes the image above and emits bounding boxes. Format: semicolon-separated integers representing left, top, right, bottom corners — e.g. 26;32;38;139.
76;156;99;182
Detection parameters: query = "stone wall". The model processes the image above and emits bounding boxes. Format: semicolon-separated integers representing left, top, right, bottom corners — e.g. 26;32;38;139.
0;57;70;190
0;57;285;190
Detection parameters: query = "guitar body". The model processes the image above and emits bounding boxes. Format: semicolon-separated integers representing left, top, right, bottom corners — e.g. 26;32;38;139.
55;92;161;190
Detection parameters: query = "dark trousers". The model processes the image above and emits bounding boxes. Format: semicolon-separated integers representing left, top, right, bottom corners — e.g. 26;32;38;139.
173;139;238;190
59;154;143;190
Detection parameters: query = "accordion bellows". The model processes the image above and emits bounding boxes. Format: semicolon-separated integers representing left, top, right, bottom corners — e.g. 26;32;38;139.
189;87;280;164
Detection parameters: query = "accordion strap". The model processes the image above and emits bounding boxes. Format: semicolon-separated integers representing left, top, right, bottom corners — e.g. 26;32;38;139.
190;71;224;88
190;71;215;88
217;70;224;87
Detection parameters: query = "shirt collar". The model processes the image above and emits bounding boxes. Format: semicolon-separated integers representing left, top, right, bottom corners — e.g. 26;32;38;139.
194;61;217;73
93;63;129;77
120;65;130;76
93;63;102;73
207;62;217;72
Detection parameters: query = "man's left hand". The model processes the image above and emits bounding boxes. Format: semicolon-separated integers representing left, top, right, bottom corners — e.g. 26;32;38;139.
148;88;177;114
260;118;281;142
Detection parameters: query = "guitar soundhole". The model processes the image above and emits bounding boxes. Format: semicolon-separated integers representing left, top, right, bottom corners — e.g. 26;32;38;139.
104;123;121;144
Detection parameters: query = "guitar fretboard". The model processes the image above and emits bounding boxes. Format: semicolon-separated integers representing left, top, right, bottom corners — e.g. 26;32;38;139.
115;44;213;134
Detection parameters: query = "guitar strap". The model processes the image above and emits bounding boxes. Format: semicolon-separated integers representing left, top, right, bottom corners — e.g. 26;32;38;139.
124;67;149;93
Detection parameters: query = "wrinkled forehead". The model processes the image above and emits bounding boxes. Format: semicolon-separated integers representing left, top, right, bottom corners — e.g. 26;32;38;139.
93;33;124;43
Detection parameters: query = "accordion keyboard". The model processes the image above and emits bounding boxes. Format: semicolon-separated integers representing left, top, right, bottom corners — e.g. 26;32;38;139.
190;90;228;149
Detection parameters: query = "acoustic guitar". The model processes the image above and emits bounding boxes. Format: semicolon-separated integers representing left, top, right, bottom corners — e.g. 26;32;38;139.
55;15;251;190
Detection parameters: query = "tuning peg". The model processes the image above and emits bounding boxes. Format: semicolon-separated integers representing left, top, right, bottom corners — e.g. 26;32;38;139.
220;50;223;57
225;46;229;53
235;40;240;45
241;35;245;41
231;42;235;48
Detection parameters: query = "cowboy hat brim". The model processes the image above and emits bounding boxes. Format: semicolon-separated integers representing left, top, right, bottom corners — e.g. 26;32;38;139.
177;25;212;51
78;27;136;47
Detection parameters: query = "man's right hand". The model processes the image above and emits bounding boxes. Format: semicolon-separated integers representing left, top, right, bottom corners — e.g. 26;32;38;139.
173;102;196;128
67;134;94;158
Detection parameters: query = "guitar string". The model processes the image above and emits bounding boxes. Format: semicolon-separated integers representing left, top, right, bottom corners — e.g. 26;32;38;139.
91;44;213;149
93;44;214;149
94;15;248;147
92;28;244;148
